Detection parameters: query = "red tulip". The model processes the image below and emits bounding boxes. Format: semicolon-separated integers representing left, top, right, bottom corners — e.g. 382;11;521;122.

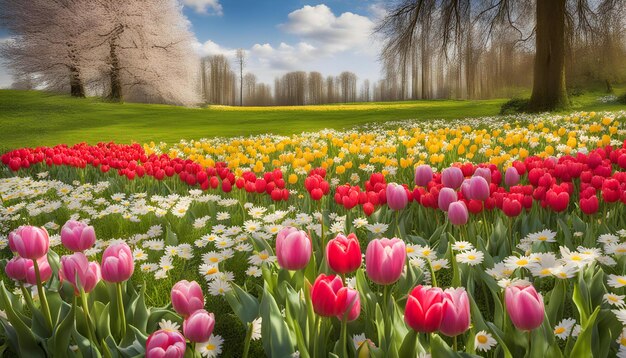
405;285;444;333
326;233;362;274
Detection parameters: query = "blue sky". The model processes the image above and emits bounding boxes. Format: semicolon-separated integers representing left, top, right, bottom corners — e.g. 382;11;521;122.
0;1;386;88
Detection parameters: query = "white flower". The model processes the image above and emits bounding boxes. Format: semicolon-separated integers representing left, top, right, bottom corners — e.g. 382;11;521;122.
208;280;231;296
486;263;513;280
199;264;220;281
456;249;484;266
504;255;538;271
616;328;626;347
159;319;181;332
474;330;497;352
216;212;230;221
352;217;368;228
246;266;262;277
251;317;262;341
366;223;389;235
527;229;557;243
613;309;626;326
604;293;625;307
608;275;626;288
553;318;576;339
430;259;449;271
451;241;473;251
352;333;374;349
248;250;276;266
198;334;224;358
550;264;579;279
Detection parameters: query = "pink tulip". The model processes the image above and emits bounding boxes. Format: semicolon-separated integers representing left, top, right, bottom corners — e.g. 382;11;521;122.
336;286;361;322
474;167;492;184
5;257;28;281
61;220;96;252
183;309;215;343
146;329;186;358
8;226;49;260
276;227;311;270
505;285;545;331
405;285;444;333
448;201;469;226
386;183;408;210
101;243;134;283
171;280;205;317
442;167;464;189
439;287;471;336
414;165;433;186
25;256;52;286
365;238;406;285
469;176;490;201
438;188;458;211
505;167;520;187
59;252;101;294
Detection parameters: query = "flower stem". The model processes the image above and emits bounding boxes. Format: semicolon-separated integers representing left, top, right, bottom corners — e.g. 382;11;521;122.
116;282;126;342
453;335;458;351
79;288;97;343
427;258;438;287
340;314;348;358
242;322;253;358
33;259;52;330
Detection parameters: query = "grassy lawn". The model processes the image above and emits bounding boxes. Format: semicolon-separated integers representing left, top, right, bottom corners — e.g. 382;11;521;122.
0;88;624;150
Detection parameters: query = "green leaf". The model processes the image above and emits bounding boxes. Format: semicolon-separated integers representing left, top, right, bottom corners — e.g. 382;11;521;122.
546;280;565;326
260;284;295;358
0;282;46;357
398;330;418;358
51;301;75;357
570;307;600;357
430;334;480;357
165;224;178;246
486;323;513;358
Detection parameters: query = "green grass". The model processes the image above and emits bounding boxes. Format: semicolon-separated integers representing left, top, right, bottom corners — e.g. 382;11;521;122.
0;88;624;150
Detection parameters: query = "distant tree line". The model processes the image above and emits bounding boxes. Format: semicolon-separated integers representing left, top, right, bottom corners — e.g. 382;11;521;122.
199;55;368;106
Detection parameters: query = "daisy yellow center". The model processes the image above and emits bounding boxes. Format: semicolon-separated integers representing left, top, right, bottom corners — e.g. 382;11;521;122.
210;257;219;263
571;255;582;261
608;296;618;302
516;259;529;266
554;327;566;334
477;335;488;344
540;269;551;275
259;253;269;260
206;268;218;275
621;337;626;346
468;255;476;260
422;250;431;256
406;247;414;253
617;248;626;253
538;236;547;241
218;288;224;293
206;343;216;350
617;278;626;285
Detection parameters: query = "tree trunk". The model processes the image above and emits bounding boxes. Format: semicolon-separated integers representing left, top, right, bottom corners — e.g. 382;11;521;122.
69;67;85;98
528;0;568;111
109;38;123;102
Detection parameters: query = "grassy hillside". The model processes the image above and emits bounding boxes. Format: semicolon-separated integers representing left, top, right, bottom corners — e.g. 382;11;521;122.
0;89;624;150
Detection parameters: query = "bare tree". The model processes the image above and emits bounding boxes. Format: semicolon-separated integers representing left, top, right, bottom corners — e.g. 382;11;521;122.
235;49;246;106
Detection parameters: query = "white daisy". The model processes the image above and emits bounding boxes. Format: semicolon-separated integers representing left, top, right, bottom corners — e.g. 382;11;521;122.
198;334;224;358
604;293;625;307
474;330;497;352
553;318;576;339
456;249;484;266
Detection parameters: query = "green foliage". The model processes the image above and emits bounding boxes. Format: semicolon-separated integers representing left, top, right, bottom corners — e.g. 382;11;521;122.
618;92;626;104
499;98;530;114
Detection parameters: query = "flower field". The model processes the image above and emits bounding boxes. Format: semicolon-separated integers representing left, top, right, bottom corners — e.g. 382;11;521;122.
1;110;626;357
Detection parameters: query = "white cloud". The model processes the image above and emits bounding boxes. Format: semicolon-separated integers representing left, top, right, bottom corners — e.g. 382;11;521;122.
193;39;236;57
279;4;375;53
182;0;223;15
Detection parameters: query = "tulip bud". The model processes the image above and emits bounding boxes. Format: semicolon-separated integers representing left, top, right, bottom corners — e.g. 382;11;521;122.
448;201;469;226
504;167;520;187
439;288;470;336
171;280;205;317
326;233;362;274
61;220;97;252
442;167;464;189
59;252;101;294
405;285;444;332
386;183;408;211
414;165;433;187
101;243;134;283
311;274;343;317
438;188;457;211
146;329;186;358
469;176;490;201
183;309;215;343
276;227;311;270
505;285;545;331
9;226;49;260
365;238;406;285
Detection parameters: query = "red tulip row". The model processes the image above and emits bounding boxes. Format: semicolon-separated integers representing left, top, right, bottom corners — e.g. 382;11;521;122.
3;141;626;217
